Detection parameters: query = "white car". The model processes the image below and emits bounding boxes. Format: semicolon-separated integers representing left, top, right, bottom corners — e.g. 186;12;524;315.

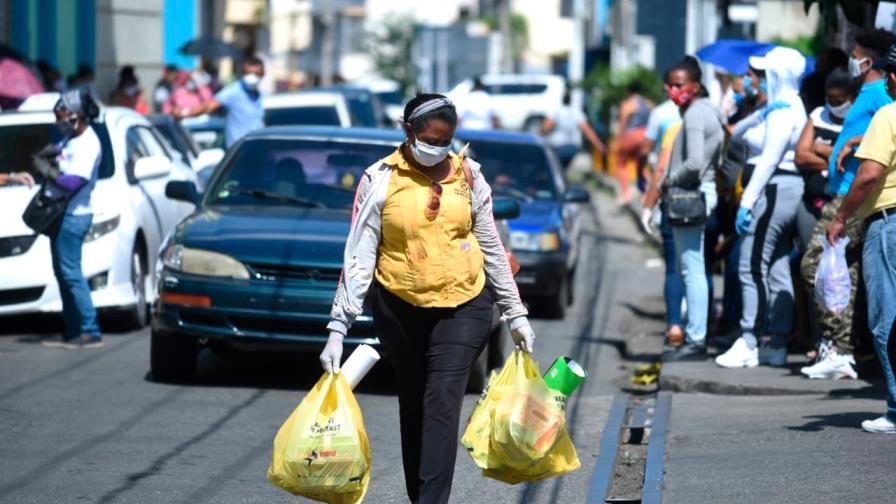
447;74;566;132
263;91;353;128
0;94;197;327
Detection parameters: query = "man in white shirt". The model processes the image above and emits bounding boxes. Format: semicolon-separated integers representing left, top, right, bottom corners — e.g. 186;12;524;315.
456;77;500;130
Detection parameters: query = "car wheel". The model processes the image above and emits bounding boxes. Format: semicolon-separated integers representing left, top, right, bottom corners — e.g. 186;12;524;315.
540;276;567;319
566;268;576;306
150;330;198;383
123;245;148;329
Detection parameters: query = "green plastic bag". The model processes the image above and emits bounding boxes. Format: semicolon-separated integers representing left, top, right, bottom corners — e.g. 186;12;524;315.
268;373;371;503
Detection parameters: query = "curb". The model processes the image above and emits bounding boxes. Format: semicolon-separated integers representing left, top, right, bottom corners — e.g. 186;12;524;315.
658;373;824;396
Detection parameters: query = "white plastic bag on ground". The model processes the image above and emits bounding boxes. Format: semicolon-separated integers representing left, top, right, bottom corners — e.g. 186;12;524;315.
815;235;851;314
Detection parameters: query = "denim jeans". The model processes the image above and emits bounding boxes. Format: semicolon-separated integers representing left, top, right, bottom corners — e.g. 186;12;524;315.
51;213;100;340
660;210;684;327
670;182;718;345
862;215;896;421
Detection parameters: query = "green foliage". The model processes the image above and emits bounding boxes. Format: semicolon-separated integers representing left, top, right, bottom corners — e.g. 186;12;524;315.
582;65;665;131
803;0;878;30
365;16;416;95
772;26;828;57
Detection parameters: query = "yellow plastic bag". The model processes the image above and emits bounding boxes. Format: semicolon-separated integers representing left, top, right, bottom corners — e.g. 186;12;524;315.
461;351;580;483
268;373;371;504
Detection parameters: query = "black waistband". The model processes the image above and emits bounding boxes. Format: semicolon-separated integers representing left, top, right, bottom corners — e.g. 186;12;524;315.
864;206;896;227
772;169;801;177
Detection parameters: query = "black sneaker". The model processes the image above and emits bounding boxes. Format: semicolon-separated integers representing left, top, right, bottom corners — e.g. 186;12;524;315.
62;335;104;350
664;343;707;362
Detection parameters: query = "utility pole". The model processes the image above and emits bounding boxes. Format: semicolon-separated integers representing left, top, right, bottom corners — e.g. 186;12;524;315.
568;0;587;112
497;0;513;73
320;0;335;87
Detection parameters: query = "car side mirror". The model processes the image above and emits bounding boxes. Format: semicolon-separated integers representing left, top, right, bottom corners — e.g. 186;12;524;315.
133;155;172;180
563;187;591;203
166;180;200;205
492;197;521;220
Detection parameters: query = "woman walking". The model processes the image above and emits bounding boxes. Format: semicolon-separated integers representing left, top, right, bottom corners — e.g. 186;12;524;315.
662;56;726;361
320;93;535;504
614;82;653;204
40;88;103;349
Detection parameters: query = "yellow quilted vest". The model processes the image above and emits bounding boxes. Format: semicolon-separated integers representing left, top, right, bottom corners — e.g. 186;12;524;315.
375;147;486;308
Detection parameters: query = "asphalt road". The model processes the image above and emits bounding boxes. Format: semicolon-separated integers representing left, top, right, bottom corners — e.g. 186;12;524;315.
0;196;647;504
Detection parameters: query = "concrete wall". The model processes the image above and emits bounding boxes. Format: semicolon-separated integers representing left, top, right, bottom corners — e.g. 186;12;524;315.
95;0;165;100
756;0;820;42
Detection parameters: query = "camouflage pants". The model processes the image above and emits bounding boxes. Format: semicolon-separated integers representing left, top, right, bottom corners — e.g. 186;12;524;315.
799;196;864;352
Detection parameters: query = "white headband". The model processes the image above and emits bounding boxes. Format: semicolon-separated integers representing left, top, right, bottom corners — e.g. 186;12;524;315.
406;97;454;122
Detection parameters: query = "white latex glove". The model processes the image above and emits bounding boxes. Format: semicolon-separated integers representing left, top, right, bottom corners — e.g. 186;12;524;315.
511;321;536;353
639;207;654;233
319;331;344;374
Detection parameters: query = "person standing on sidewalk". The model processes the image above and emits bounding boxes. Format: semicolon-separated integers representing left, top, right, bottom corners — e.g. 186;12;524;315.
827;43;896;434
795;68;858;377
40;89;103;349
175;56;265;148
661;56;725;361
456;77;500;130
799;29;896;379
319;93;535;503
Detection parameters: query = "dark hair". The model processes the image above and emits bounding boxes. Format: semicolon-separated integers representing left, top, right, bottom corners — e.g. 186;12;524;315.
119;65;136;81
403;92;458;132
820;47;848;72
855;28;896;61
244;55;264;68
747;65;766;79
671;55;710;97
562;91;571;105
825;66;856;95
472;76;485;90
627;81;643;94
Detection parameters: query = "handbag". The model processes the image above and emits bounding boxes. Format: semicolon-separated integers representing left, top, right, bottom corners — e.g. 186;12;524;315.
22;178;72;238
664;186;706;226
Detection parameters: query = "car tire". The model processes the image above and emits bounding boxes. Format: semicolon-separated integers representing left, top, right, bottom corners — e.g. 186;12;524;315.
150;330;198;383
540;276;567;319
123;245;148;329
566;267;576;306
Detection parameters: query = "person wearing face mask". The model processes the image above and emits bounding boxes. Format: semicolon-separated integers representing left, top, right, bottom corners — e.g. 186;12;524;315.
794;67;858;374
163;71;213;116
715;47;808;369
826;42;896;433
320;93;533;503
38;88;104;350
175;56;265;148
110;65;149;115
659;56;726;361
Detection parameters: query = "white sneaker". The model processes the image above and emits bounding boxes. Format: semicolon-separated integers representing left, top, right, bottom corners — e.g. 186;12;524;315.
861;416;896;434
715;338;759;368
800;352;857;380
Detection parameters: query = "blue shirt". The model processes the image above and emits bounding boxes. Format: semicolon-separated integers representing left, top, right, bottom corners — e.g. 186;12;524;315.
215;81;264;147
829;79;893;195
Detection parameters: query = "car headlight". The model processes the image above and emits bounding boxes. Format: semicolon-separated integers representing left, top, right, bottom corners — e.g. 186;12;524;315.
162;245;250;279
509;231;561;252
84;216;120;243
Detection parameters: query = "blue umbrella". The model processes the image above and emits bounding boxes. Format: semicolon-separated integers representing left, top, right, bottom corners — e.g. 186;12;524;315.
696;39;777;75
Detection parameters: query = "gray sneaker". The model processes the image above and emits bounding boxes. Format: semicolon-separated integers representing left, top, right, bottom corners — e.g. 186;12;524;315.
61;335;104;350
41;336;69;348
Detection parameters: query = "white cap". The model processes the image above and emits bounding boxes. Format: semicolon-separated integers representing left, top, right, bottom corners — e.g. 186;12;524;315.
748;54;769;71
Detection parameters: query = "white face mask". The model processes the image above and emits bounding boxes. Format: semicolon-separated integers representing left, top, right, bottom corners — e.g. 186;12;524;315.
242;73;261;89
409;136;450;167
849;57;870;78
827;100;853;119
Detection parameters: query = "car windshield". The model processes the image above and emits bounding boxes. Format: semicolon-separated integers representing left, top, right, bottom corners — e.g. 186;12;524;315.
265;106;341;127
376;90;402;105
153;120;199;160
342;93;379;128
466;141;557;200
0;122;114;181
206;138;397;209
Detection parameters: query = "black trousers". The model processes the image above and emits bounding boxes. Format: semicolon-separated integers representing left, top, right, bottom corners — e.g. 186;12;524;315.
373;283;495;504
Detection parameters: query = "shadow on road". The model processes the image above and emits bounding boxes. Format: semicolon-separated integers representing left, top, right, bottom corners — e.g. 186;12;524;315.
144;347;400;395
0;313;150;338
786;411;880;432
